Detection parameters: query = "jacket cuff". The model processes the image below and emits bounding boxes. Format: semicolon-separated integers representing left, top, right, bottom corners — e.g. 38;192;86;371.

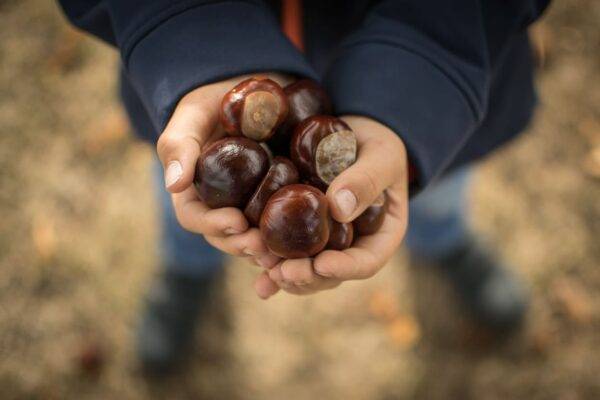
125;1;317;131
323;42;480;192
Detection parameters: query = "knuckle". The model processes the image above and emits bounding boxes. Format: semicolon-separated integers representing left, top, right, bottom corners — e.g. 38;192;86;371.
176;214;194;233
294;271;314;286
356;169;379;201
284;267;313;286
156;134;180;158
193;111;212;131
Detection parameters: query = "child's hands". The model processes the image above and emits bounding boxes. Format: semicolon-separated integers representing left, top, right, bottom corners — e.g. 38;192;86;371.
254;116;409;298
157;74;291;269
159;79;409;298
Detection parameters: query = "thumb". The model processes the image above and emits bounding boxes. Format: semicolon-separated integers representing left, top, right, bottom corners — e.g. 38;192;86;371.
326;133;406;223
156;95;220;193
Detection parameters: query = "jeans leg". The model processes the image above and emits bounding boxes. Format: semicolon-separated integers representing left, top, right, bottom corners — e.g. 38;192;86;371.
404;167;472;260
153;158;224;277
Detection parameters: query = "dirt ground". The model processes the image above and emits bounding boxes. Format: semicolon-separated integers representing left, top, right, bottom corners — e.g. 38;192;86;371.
1;1;599;399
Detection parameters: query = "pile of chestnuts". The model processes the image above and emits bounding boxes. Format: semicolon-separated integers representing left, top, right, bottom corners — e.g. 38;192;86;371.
193;77;387;259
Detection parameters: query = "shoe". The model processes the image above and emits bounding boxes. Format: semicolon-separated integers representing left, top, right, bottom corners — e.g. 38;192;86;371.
136;270;218;376
412;238;528;334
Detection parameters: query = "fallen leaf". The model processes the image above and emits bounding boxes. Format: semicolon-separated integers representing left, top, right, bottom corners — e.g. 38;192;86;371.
528;325;555;356
581;146;600;178
32;215;56;260
46;26;84;73
83;109;130;155
369;290;399;322
552;278;593;324
387;314;421;349
577;118;600;146
457;320;498;350
76;338;106;377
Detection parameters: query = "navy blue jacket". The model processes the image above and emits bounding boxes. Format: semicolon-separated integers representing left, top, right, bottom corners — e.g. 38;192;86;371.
58;0;550;190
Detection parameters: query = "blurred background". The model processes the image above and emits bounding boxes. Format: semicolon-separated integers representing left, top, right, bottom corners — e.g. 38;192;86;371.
1;1;599;399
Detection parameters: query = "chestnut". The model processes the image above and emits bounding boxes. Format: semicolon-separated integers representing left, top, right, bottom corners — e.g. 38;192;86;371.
326;220;354;251
290;115;357;190
260;184;330;259
244;156;299;226
268;79;332;155
221;77;289;141
194;137;269;209
353;193;387;236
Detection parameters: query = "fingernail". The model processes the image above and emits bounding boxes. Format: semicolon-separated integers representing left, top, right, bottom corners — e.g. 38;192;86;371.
334;189;357;219
165;161;183;188
224;227;243;235
243;248;257;257
315;266;332;277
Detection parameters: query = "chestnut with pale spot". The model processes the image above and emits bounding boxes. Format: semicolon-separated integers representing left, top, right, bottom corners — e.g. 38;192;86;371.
194;137;269;209
290;115;357;190
353;192;387;236
244;156;299;226
260;184;330;259
220;77;289;141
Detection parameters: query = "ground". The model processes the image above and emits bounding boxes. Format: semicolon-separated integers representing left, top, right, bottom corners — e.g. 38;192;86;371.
0;1;599;399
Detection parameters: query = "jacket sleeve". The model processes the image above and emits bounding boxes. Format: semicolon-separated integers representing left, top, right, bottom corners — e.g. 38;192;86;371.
57;0;317;130
322;0;550;190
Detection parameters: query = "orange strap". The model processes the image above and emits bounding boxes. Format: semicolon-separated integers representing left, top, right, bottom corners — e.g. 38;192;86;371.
281;0;304;52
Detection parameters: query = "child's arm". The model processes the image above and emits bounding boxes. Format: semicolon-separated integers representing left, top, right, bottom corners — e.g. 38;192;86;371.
322;0;551;192
260;0;551;297
57;1;317;131
57;1;317;269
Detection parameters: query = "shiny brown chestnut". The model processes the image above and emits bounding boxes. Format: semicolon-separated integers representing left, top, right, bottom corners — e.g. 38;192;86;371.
220;77;289;141
290;115;357;190
260;184;330;259
353;193;387;236
194;137;269;209
244;157;299;226
326;220;354;251
268;79;332;155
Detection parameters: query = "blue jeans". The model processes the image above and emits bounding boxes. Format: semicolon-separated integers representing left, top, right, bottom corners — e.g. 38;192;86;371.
154;159;471;277
154;161;224;278
404;167;471;260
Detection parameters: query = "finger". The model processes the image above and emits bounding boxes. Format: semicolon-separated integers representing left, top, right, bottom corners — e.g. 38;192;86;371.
269;260;342;293
327;131;406;223
157;94;220;193
266;266;306;295
172;186;248;237
279;258;317;286
254;271;280;299
204;228;268;257
314;191;408;280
